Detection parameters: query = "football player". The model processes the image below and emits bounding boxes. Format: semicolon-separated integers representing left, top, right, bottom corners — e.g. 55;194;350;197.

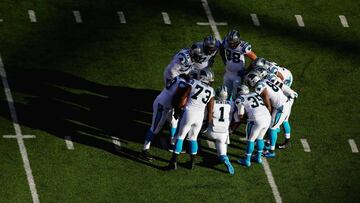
206;85;235;175
140;74;190;162
192;35;221;71
266;73;298;149
220;30;257;99
235;84;271;167
163;45;205;87
245;70;292;158
167;69;215;170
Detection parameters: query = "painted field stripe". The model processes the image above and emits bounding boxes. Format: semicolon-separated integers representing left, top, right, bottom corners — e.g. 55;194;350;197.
250;13;260;26
111;136;121;151
117;11;126;24
0;55;40;203
300;138;311;152
0;19;4;22
339;15;349;28
294;15;305;27
28;10;37;23
196;22;227;26
161;12;171;25
348;139;359;153
262;158;283;203
201;0;221;40
206;140;216;149
3;135;36;139
64;136;74;150
73;10;82;23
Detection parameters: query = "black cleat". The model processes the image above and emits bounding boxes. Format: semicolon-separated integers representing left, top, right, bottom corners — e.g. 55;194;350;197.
189;155;196;170
140;149;154;162
277;139;291;149
166;162;178;170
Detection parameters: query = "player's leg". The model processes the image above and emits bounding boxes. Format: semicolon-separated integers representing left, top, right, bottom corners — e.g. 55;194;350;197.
265;107;284;158
254;115;272;163
278;99;293;149
238;121;258;167
186;116;204;170
215;133;234;175
223;73;235;100
141;103;168;161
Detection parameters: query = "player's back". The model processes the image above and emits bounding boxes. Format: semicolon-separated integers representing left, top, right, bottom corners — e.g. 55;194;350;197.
255;79;288;109
210;100;232;133
186;79;215;111
157;76;187;108
236;92;269;120
163;48;193;81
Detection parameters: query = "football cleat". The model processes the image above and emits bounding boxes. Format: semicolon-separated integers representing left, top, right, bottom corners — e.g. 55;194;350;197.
263;150;276;158
189;155;196;170
224;159;235;175
237;159;251;167
140;149;154;162
277;141;291;149
166;162;178;170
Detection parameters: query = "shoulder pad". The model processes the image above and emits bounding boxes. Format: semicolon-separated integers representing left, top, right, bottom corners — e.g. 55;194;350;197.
240;41;252;53
255;81;266;94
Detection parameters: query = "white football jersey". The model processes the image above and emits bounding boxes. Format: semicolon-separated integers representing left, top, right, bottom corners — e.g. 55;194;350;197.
163;48;193;85
235;92;269;120
192;42;218;70
156;76;187;108
267;64;292;85
222;38;252;74
255;79;288;109
209;100;233;134
186;79;215;111
267;74;297;99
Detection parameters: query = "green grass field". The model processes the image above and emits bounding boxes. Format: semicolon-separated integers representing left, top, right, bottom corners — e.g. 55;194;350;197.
0;0;359;202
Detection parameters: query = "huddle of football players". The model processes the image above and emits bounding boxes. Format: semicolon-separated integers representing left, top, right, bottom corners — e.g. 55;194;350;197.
140;29;298;175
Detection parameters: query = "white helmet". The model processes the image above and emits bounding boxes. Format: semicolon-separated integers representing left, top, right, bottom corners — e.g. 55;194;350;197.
216;85;228;101
255;67;268;79
246;71;261;87
266;73;278;84
237;84;249;96
198;69;214;84
251;57;266;69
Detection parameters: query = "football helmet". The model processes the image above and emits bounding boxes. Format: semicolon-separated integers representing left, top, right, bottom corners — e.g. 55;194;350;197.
251;57;266;69
266;73;278;84
226;30;241;49
237;84;249;96
198;69;214;85
255;67;268;79
203;35;218;55
190;43;205;63
216;85;228;101
245;71;261;87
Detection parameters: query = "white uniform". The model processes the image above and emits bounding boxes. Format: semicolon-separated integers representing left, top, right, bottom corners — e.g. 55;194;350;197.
150;76;187;134
267;63;293;87
222;38;252;97
235;92;271;141
255;79;291;130
163;48;193;86
192;42;218;71
176;79;215;144
207;100;233;144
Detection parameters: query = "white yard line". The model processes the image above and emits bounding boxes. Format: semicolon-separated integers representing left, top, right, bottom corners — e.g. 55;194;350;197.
73;10;82;23
28;10;37;23
200;0;222;41
348;139;359;153
0;19;3;22
117;11;126;24
161;12;171;25
294;15;305;27
64;136;74;150
262;158;283;203
111;136;121;152
338;15;349;28
250;14;260;26
0;55;40;203
3;135;36;139
300;138;311;152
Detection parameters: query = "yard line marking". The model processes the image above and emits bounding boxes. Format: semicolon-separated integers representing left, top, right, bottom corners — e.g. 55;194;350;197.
250;13;260;26
73;10;82;23
65;136;74;150
294;15;305;27
111;136;121;151
133;120;151;126
28;10;37;23
201;0;221;40
117;11;126;24
0;55;40;203
348;139;359;153
206;140;216;149
300;138;311;152
3;135;36;139
196;22;227;26
161;12;171;25
339;15;349;28
262;158;283;203
0;19;4;22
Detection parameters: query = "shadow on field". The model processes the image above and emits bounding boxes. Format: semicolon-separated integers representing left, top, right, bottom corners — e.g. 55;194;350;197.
0;68;173;170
